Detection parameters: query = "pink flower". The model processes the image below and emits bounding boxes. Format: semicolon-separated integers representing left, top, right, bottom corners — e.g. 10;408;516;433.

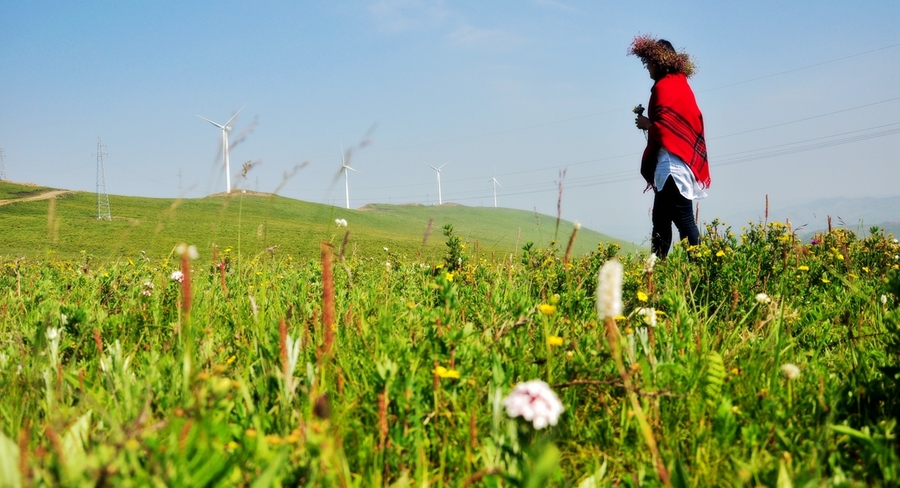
503;380;564;429
170;270;184;283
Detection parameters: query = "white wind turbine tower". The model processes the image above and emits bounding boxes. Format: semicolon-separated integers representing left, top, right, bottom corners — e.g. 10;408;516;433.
197;106;245;194
427;160;450;205
488;171;502;208
340;145;360;209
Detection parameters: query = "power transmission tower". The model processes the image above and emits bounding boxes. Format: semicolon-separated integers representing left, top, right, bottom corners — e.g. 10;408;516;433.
0;147;5;180
95;137;111;220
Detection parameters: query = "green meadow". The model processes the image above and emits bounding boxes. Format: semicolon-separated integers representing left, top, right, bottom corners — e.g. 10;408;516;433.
1;181;899;486
0;181;638;261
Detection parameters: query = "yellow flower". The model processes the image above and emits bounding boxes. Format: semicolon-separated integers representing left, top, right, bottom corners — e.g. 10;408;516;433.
637;291;649;302
445;272;454;282
835;254;844;261
821;278;831;283
716;250;725;257
862;267;870;273
848;273;858;279
433;366;460;379
244;429;258;438
798;265;809;271
226;355;236;364
547;335;564;346
539;304;556;315
614;315;626;321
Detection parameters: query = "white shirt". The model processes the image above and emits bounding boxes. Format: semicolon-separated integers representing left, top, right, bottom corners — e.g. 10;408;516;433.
654;147;708;200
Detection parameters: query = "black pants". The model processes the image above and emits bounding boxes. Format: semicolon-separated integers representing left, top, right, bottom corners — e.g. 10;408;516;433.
652;176;699;258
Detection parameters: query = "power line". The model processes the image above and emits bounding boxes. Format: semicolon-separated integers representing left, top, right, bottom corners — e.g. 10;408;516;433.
365;42;900;155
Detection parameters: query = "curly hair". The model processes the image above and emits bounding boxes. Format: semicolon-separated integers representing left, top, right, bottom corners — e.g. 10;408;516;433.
628;35;696;78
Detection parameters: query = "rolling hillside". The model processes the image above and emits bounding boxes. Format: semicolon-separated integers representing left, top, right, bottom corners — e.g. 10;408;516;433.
0;181;640;261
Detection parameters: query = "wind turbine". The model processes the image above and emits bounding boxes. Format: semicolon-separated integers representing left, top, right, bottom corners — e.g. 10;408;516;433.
427;160;450;205
340;145;359;209
197;106;245;193
488;171;502;208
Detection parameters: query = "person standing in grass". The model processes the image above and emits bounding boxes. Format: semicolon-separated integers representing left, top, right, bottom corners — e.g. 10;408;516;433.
630;35;710;258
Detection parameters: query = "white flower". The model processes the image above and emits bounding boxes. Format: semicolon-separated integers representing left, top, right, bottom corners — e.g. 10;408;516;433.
755;293;771;304
170;270;184;283
882;295;888;305
176;244;199;260
503;380;564;429
596;259;623;320
637;307;657;327
574;222;582;230
46;327;59;341
335;218;348;227
384;247;389;252
780;363;801;380
643;253;657;274
141;281;154;297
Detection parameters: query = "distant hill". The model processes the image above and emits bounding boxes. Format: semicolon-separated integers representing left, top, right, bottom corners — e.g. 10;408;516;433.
0;181;640;261
725;195;900;239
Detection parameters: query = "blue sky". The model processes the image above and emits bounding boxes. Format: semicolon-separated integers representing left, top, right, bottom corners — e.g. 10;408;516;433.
1;1;898;243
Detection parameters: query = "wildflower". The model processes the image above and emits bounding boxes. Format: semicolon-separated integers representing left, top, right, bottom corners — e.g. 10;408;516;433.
780;363;801;380
637;291;649;302
882;295;888;305
614;315;626;321
335;218;347;227
176;244;199;260
596;260;623;320
755;293;771;304
716;250;725;257
539;304;556;316
503;380;565;429
643;253;657;274
811;237;820;245
433;365;460;379
821;278;831;283
547;335;564;346
637;307;657;327
445;272;454;282
170;270;184;283
574;222;582;230
140;283;153;297
798;265;809;271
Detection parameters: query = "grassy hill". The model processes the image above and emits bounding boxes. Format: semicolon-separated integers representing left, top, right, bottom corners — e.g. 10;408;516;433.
0;181;640;262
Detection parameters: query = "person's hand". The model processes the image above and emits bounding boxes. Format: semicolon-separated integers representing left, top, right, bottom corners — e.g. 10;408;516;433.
635;114;651;130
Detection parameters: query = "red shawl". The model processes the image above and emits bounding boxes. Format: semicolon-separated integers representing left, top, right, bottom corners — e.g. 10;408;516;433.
641;73;710;189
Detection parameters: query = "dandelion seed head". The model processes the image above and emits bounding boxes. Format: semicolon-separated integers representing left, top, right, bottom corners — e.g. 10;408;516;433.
780;363;800;380
755;293;771;304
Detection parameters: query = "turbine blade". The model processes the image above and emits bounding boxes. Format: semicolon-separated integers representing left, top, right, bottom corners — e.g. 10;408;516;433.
346;166;360;173
224;105;246;127
439;160;450;170
197;115;225;129
428;164;439;171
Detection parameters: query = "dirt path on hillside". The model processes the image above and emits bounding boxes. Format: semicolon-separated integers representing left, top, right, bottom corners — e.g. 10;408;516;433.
0;190;73;207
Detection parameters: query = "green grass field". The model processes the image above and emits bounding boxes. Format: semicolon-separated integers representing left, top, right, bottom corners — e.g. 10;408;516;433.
1;181;899;486
0;181;639;262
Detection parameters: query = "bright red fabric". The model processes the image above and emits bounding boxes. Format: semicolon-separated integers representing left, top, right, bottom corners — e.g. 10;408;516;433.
641;73;711;189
